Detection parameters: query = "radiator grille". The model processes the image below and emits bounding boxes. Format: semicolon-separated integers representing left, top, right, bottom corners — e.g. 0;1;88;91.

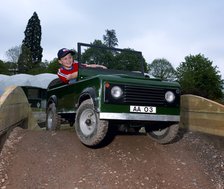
123;85;165;105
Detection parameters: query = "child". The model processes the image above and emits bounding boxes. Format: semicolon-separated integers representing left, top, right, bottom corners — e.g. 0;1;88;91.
57;48;106;84
57;48;78;84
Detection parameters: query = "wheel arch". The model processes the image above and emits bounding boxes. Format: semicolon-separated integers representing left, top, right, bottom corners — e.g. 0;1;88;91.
77;87;98;110
46;95;58;111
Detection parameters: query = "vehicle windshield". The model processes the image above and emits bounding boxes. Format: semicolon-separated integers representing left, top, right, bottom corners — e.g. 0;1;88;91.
77;43;146;74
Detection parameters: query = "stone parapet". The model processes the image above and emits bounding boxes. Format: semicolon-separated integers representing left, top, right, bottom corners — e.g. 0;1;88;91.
180;94;224;137
0;86;38;134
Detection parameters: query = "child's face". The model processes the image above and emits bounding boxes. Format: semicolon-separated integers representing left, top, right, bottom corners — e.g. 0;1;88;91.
59;53;74;69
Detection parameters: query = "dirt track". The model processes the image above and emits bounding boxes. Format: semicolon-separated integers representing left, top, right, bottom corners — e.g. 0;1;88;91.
0;127;223;189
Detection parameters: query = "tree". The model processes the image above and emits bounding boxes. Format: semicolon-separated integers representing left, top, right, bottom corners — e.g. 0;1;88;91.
5;46;21;63
103;29;118;48
27;61;48;74
176;54;223;100
81;40;111;67
47;58;61;74
5;46;21;74
18;12;43;73
0;60;10;74
81;40;146;72
113;49;147;72
17;45;32;73
148;58;176;80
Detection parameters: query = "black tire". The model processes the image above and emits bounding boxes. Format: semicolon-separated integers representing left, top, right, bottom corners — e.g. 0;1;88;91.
145;123;179;144
75;99;109;147
46;103;61;131
20;118;28;129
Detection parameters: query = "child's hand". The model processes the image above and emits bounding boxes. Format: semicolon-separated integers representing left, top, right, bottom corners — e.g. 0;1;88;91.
66;74;73;80
66;72;78;80
99;65;107;69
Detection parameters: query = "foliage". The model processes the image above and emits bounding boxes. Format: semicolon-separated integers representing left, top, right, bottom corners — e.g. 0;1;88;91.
46;58;60;74
17;45;33;73
176;54;223;100
18;12;43;73
27;61;48;74
4;61;18;75
81;39;147;72
148;58;176;81
0;60;10;74
81;40;111;67
103;29;118;48
113;49;147;72
5;45;21;63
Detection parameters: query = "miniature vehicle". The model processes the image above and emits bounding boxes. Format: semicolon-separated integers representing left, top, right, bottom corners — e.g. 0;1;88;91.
46;43;180;147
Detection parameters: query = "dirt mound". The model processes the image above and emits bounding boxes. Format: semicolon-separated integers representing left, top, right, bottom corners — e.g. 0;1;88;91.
0;127;223;189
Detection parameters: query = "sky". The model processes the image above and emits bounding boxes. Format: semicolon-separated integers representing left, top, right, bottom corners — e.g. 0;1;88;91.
0;0;224;78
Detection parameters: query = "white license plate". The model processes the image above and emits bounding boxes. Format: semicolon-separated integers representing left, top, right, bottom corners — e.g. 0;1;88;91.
130;105;156;113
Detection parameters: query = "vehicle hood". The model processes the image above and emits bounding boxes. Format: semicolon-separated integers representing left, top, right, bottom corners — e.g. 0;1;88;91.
96;73;180;88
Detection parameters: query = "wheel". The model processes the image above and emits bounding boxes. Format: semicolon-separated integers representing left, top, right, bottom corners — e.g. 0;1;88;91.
20;118;28;129
145;123;179;144
75;99;109;147
46;103;61;131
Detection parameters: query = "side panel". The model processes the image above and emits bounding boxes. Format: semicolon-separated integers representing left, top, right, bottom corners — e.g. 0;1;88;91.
47;77;102;113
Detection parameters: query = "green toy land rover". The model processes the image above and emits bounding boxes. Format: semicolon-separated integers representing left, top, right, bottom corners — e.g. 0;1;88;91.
46;43;180;147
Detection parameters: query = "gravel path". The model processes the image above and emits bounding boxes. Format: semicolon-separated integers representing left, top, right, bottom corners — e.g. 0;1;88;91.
0;127;223;189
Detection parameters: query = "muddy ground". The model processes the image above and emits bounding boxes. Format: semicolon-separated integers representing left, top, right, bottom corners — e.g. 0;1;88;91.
0;127;223;189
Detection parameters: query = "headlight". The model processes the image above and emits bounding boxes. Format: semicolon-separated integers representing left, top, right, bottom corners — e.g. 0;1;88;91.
111;86;123;99
165;91;175;103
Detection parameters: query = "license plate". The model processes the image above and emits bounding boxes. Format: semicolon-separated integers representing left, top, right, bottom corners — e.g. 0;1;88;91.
130;105;156;113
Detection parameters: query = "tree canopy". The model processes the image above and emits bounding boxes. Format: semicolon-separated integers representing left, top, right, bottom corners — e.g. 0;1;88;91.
148;58;176;80
0;60;9;74
47;58;61;74
103;29;118;48
5;46;21;63
18;12;43;73
17;45;32;73
113;49;146;72
80;39;147;72
81;40;109;66
176;54;223;100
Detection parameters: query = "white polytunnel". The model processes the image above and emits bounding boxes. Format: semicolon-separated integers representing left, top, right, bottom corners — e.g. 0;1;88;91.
0;73;58;96
0;73;58;109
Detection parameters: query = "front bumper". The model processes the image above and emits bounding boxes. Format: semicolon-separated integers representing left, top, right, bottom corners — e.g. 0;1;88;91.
99;112;180;122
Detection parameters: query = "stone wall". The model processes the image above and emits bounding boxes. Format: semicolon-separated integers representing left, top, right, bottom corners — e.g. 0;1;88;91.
180;94;224;137
0;86;38;135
